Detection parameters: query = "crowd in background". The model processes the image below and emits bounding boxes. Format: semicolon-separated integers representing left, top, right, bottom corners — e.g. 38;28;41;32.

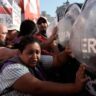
0;0;96;96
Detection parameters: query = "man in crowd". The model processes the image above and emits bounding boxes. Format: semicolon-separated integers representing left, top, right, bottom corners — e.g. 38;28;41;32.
0;23;18;61
6;25;19;48
34;16;59;55
0;23;8;46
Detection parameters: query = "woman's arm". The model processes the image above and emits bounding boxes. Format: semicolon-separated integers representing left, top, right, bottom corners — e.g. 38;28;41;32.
0;47;18;61
13;65;87;95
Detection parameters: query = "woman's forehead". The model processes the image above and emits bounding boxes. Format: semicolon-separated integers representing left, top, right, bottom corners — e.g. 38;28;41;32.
24;42;41;50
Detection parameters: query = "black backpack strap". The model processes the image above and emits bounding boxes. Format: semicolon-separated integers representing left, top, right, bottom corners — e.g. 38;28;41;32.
0;60;6;70
0;86;14;95
27;62;46;80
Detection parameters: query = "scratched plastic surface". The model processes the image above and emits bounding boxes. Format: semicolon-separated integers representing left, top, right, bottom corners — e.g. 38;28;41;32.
70;0;96;72
57;3;81;47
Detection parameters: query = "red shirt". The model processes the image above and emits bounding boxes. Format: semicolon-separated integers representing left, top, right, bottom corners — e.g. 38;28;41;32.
34;33;54;56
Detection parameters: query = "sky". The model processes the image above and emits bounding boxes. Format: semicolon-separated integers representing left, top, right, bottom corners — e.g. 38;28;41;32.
40;0;85;17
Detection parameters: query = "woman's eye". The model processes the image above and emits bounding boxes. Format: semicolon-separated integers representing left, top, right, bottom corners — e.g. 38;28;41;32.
36;50;40;54
27;51;34;55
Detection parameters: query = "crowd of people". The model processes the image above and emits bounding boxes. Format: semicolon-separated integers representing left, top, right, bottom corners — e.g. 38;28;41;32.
0;15;90;96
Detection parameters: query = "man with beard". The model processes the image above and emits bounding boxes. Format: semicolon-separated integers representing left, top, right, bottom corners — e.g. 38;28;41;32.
37;16;48;37
0;24;8;46
34;16;59;55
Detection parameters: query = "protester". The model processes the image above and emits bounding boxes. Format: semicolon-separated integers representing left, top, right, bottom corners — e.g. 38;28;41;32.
6;25;19;48
0;36;87;96
0;24;18;62
34;16;59;55
36;16;48;38
0;23;8;46
12;19;59;55
12;19;37;49
0;20;57;63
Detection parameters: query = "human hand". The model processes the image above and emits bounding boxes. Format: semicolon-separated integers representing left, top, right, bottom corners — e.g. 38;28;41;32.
74;64;88;92
64;47;72;56
49;26;58;40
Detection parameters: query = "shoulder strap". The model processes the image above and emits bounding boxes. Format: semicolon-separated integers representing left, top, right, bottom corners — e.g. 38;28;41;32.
0;57;22;95
0;61;4;70
27;62;46;80
0;86;14;96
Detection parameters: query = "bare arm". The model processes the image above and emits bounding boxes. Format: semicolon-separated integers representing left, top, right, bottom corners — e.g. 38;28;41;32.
13;65;87;95
0;47;18;61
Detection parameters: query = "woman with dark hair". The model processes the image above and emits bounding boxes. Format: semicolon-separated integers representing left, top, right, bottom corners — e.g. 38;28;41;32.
12;20;37;49
19;20;37;37
0;36;87;96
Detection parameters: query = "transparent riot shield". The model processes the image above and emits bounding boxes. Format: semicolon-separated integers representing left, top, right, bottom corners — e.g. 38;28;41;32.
69;0;96;95
46;18;57;38
70;0;96;72
57;3;81;47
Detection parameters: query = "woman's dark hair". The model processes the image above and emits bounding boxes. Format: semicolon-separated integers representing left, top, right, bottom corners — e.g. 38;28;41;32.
19;20;37;37
18;36;40;53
